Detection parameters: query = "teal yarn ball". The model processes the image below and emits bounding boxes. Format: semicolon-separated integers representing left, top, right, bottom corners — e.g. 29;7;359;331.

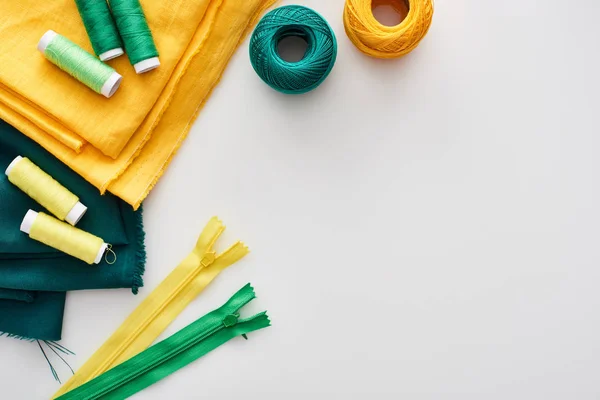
249;5;337;94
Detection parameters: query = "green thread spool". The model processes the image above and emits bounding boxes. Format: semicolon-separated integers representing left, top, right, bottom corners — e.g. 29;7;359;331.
38;30;122;98
110;0;160;74
74;0;124;61
249;5;337;94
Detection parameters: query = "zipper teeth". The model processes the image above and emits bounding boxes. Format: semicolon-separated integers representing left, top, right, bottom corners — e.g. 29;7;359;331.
53;220;246;400
90;250;216;379
237;311;267;324
85;289;256;399
90;323;225;399
230;291;257;315
70;284;262;400
89;238;243;379
88;306;260;399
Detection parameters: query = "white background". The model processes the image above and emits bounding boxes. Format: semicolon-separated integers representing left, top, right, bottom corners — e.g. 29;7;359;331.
2;0;600;398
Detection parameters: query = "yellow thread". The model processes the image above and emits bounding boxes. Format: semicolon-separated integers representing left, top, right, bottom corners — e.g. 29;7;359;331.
343;0;434;59
8;157;79;221
29;212;105;265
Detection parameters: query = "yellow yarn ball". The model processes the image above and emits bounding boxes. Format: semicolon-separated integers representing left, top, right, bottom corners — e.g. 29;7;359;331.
343;0;434;59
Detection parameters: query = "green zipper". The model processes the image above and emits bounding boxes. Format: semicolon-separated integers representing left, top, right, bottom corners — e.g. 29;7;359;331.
57;284;270;400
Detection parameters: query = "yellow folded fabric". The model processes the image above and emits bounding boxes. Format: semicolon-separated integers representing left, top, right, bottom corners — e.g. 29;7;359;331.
0;0;276;209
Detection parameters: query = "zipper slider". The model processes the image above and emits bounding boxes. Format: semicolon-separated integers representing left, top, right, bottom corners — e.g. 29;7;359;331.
53;218;249;399
222;314;249;339
200;251;216;267
222;313;239;327
56;285;271;400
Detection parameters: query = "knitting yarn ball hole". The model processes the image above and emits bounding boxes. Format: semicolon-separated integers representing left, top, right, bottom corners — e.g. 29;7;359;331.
277;34;309;63
372;0;410;26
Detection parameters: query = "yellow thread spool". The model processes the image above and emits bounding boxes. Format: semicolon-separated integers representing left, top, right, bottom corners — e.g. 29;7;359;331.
343;0;434;59
6;156;87;225
21;210;108;265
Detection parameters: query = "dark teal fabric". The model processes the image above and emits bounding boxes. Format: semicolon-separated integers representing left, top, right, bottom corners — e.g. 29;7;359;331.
0;291;66;341
0;288;35;303
0;120;146;340
0;202;144;292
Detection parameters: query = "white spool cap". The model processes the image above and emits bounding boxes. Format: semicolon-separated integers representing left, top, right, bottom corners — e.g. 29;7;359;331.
101;71;122;98
94;243;108;265
99;48;124;62
65;202;87;226
5;155;23;176
37;30;57;53
134;57;160;74
20;210;38;235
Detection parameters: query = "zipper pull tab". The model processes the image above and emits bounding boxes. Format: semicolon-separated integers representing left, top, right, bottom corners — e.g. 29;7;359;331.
222;313;240;328
200;251;216;267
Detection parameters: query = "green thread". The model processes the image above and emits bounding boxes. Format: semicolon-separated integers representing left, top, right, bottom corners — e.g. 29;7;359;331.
38;340;76;383
110;0;159;66
44;33;115;95
250;5;337;94
74;0;123;57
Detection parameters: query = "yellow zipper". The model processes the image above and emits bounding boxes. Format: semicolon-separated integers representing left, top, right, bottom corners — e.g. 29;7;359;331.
53;217;248;398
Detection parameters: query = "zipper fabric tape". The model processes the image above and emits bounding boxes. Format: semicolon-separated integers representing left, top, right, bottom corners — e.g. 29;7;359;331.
54;217;249;398
56;284;270;400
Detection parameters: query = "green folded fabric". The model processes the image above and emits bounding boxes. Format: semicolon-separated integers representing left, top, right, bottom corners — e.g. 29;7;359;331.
0;202;144;292
0;291;66;340
0;288;35;303
0;120;146;340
